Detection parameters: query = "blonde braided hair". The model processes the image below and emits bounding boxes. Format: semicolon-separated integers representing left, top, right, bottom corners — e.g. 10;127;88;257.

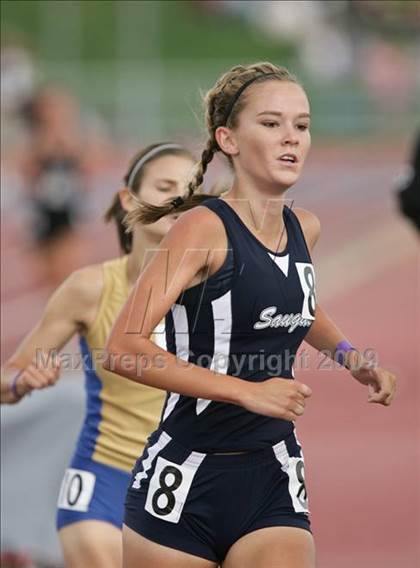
126;62;297;227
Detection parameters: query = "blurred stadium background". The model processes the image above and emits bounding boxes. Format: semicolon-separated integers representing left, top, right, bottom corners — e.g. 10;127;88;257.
1;1;419;567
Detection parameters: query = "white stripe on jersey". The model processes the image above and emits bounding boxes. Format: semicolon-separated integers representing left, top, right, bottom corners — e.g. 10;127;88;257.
196;290;232;415
162;392;180;422
171;304;189;361
153;319;167;350
161;305;188;421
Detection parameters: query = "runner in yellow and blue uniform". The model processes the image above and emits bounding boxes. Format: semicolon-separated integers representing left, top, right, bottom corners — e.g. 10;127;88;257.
3;143;195;568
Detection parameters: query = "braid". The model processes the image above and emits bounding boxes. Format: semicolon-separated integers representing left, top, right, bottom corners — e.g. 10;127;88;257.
187;139;217;196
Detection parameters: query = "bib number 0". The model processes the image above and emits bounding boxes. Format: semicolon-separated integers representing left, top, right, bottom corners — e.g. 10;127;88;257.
57;468;96;512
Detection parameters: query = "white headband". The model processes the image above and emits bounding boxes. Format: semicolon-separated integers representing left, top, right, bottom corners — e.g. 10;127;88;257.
127;143;183;188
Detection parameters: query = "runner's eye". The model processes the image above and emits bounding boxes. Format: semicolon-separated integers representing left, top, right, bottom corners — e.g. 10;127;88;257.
261;121;279;128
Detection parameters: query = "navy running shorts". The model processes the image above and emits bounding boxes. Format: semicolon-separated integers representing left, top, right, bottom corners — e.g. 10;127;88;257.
124;428;311;563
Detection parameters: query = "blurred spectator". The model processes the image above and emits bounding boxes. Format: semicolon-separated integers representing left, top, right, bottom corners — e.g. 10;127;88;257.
397;132;420;233
1;33;35;116
1;33;36;172
359;39;414;113
20;86;89;288
252;1;325;40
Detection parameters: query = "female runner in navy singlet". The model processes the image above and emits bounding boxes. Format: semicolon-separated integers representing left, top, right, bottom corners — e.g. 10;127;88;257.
105;62;397;568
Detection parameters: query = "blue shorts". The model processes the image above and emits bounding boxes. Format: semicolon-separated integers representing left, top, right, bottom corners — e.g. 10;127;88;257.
125;429;311;563
56;453;131;530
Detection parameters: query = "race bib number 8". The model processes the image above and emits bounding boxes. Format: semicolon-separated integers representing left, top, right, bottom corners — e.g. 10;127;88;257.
283;456;309;514
295;263;316;320
145;452;204;524
57;468;96;512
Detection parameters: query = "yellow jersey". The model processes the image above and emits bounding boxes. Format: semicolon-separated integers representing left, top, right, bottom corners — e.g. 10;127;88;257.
74;255;166;472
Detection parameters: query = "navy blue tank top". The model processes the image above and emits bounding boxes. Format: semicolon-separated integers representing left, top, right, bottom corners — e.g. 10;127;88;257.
159;198;316;452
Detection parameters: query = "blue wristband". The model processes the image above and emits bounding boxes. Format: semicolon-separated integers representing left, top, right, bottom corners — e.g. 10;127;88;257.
9;371;23;399
335;341;357;367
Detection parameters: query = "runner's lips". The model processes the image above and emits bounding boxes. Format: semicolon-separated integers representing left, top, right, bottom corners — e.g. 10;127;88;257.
278;153;298;164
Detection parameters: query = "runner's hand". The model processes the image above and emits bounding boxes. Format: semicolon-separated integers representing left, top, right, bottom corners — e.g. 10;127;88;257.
351;365;396;406
239;378;312;420
13;353;61;399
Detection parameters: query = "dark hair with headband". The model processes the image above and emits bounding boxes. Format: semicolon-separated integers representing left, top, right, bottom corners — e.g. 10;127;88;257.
127;62;298;227
104;142;194;253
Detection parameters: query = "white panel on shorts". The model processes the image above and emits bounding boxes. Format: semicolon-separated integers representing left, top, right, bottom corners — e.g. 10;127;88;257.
196;290;232;415
293;427;303;450
57;468;96;512
145;450;205;524
272;440;309;514
132;431;172;489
